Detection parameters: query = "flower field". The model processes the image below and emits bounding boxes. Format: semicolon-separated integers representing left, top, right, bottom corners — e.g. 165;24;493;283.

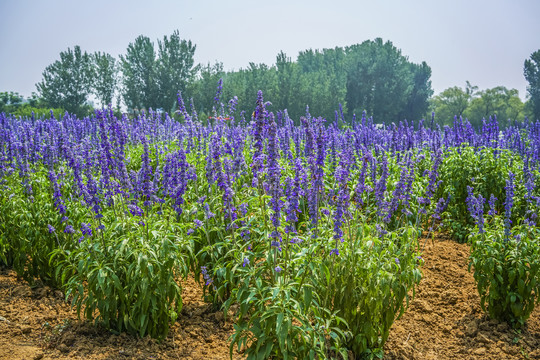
1;87;539;359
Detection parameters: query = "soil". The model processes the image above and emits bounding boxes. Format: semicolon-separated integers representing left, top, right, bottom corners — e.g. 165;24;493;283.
1;236;539;360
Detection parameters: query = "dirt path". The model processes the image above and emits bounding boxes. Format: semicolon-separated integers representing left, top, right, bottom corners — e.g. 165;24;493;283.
385;236;540;360
1;236;539;359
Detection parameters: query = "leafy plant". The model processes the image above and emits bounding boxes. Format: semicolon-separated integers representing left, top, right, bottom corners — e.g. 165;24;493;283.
469;222;540;328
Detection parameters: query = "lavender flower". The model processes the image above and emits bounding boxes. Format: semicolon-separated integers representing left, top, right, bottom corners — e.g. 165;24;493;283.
201;266;213;286
81;223;92;237
47;224;55;233
488;194;497;216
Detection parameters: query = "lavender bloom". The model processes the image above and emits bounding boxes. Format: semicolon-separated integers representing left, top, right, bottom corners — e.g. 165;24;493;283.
81;223;92;237
290;237;303;244
333;165;350;241
242;257;249;267
330;248;339;256
64;225;74;234
128;204;144;217
274;266;283;273
488;194;497;216
187;228;194;235
204;203;215;219
194;219;203;228
214;78;223;105
466;186;486;234
48;170;66;214
47;224;55;233
201;266;213;286
267;118;282;232
395;258;400;265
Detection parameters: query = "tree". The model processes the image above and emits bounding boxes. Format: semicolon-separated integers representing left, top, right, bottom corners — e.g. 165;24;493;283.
465;86;524;127
399;61;433;121
344;39;428;123
36;45;94;115
431;85;473;125
189;62;224;115
93;52;118;108
156;30;197;112
120;35;158;111
524;50;540;120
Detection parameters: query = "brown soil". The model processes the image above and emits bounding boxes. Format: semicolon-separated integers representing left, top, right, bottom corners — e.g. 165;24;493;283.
1;236;539;360
385;236;540;360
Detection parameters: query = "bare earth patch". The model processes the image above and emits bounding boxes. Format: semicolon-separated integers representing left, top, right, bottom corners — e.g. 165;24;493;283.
1;236;539;359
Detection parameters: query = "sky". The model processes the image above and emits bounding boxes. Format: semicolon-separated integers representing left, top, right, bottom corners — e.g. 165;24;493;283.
1;0;539;101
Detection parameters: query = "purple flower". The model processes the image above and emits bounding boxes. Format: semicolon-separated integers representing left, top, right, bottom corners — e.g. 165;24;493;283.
395;258;400;265
488;194;497;216
274;266;282;273
242;257;249;267
128;204;144;217
47;224;55;234
64;225;74;234
201;266;213;286
330;248;339;256
194;219;203;228
187;228;194;235
81;223;92;237
204;203;215;219
290;237;303;244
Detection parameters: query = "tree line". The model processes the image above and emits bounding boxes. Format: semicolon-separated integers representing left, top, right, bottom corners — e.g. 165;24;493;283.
2;30;539;125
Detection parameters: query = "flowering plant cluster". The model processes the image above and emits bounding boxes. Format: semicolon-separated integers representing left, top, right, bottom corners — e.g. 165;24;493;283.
1;81;540;356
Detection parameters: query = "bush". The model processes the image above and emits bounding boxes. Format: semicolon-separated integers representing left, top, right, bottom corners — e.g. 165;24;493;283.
469;222;540;328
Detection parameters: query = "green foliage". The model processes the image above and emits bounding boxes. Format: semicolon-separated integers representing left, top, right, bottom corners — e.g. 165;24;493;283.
437;147;523;241
316;223;422;356
469;222;540;328
55;212;190;339
524;49;540;120
431;83;525;128
157;30;198;113
120;35;159;111
344;39;432;123
228;235;351;359
120;30;197;113
36;45;94;116
92;51;118;108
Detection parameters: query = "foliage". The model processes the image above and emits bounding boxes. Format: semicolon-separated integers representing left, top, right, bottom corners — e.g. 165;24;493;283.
36;45;94;116
469;222;540;328
437;147;523;241
2;82;540;359
92;51;118;108
120;31;197;113
524;49;540;120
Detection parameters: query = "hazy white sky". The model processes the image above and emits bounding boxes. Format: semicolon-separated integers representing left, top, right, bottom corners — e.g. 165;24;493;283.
1;0;539;100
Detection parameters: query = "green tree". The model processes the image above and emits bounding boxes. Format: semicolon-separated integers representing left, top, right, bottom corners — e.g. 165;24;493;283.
120;35;158;112
344;39;428;123
93;52;118;108
36;45;94;115
524;49;540;120
189;62;225;116
431;83;475;125
156;30;197;112
399;61;433;121
465;86;524;127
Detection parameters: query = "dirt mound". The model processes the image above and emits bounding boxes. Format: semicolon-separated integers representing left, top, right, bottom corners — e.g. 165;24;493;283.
1;236;539;359
385;237;540;360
